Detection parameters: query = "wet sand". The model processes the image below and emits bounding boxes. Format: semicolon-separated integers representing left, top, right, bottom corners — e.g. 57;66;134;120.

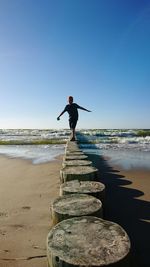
0;154;150;267
88;153;150;267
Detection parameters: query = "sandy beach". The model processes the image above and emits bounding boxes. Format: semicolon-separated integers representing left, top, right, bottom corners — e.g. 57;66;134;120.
0;153;150;267
88;153;150;267
0;155;62;267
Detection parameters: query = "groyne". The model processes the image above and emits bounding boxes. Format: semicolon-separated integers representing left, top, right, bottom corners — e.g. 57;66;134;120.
47;138;131;267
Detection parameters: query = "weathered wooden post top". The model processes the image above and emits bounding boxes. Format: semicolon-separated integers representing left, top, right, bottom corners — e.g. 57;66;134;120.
63;154;88;161
60;180;105;204
47;216;131;267
65;147;82;153
65;140;80;151
62;159;92;168
60;165;98;183
65;151;84;155
51;194;103;225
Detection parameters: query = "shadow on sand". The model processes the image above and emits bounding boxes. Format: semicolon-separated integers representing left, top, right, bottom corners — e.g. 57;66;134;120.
77;133;150;267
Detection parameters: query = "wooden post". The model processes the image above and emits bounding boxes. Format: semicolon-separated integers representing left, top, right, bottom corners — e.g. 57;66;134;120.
65;147;82;153
47;216;131;267
50;194;103;225
60;180;105;205
63;154;88;161
65;141;79;150
66;140;78;145
65;151;84;155
60;165;98;183
62;159;92;168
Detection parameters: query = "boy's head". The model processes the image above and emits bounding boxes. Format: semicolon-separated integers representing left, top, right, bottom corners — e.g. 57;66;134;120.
68;96;73;104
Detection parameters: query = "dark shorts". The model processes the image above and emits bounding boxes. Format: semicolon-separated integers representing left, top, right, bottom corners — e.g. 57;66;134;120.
69;119;78;129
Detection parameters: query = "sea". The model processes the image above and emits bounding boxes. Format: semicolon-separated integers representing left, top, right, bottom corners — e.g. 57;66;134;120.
0;129;150;170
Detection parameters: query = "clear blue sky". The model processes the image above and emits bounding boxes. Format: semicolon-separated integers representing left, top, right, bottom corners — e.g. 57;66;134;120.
0;0;150;129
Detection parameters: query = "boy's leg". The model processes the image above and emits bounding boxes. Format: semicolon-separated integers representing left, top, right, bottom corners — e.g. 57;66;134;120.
69;120;77;141
72;128;75;139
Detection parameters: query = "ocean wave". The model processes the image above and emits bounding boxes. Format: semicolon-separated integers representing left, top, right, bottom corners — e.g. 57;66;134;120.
0;129;150;167
0;129;150;150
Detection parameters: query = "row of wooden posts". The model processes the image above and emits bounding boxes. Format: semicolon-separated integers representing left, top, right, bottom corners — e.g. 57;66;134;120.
46;139;131;267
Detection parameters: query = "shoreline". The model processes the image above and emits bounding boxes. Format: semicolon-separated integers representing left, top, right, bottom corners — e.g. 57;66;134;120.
0;154;149;267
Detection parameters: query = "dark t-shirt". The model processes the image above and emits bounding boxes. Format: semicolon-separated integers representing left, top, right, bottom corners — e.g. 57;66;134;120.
64;103;80;121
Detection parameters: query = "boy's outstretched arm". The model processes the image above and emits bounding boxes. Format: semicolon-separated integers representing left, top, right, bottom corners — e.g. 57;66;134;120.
57;110;65;120
78;106;92;112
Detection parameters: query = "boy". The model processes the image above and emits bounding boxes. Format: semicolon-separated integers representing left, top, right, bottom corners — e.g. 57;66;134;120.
57;96;91;141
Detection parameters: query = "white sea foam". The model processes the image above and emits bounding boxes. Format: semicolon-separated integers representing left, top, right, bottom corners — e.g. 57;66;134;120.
0;129;70;142
0;129;150;168
0;145;64;164
81;147;150;170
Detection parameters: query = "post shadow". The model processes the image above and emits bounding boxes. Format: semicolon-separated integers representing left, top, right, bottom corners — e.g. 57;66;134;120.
77;132;150;267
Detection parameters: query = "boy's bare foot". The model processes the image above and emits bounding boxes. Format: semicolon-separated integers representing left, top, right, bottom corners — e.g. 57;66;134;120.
70;137;76;141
